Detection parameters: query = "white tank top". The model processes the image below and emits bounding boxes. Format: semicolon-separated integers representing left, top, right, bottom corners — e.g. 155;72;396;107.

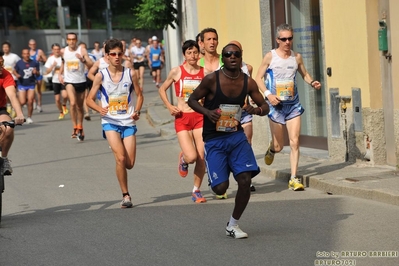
241;62;250;76
63;46;86;83
99;58;109;71
131;46;146;63
265;49;299;103
100;67;136;126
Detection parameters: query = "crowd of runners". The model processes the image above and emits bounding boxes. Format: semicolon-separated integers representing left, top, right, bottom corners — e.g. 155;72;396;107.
0;23;321;239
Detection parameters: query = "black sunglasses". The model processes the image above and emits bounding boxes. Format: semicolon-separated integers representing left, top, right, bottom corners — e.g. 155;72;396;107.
222;51;242;58
278;36;293;42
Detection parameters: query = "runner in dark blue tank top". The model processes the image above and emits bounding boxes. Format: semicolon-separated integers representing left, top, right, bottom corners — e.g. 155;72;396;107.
188;43;269;239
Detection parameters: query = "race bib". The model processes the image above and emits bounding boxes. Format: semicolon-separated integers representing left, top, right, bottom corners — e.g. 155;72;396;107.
182;79;201;102
276;79;294;101
152;54;159;61
216;104;242;132
66;59;80;72
109;93;128;115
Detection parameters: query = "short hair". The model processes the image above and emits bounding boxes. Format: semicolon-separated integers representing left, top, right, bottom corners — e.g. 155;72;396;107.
2;41;11;48
221;43;242;55
104;38;123;54
195;33;201;43
66;32;77;38
94;41;100;45
0;51;4;57
51;43;61;48
276;24;293;38
199;28;218;42
79;42;87;48
182;40;199;54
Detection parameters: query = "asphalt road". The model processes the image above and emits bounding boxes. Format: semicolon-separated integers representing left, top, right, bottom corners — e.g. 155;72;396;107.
1;75;398;266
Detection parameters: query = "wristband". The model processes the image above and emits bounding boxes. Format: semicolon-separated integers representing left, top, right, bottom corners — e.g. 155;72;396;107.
135;110;141;116
264;90;272;98
258;107;263;115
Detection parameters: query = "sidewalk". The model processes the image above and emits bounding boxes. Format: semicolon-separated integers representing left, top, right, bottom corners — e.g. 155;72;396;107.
146;99;399;206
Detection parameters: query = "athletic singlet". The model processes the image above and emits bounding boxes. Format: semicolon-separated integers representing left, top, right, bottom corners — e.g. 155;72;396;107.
202;70;247;142
131;46;146;63
98;58;109;71
198;56;223;70
29;50;38;62
63;45;86;83
149;46;162;67
174;65;204;101
91;49;103;60
241;62;249;76
99;67;136;126
264;49;299;104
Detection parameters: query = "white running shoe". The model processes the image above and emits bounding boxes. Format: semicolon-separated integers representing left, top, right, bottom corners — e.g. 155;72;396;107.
37;105;43;113
26;117;33;124
226;223;248;239
3;157;13;175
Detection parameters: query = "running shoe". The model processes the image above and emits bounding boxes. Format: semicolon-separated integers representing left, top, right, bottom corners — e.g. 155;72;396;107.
58;113;65;120
71;128;78;138
6;104;11;114
264;141;275;165
192;190;206;203
226;223;248;239
178;151;188;177
288;177;305;191
250;185;256;192
63;106;69;115
216;193;228;199
77;128;85;141
3;158;13;175
37;105;43;113
10;109;16;118
121;195;133;208
26;117;33;124
84;113;91;121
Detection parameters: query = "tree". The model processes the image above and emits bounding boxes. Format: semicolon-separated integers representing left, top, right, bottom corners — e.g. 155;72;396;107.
133;0;178;30
19;0;58;29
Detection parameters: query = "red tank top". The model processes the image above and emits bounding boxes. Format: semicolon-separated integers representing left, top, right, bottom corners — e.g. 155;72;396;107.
174;65;204;101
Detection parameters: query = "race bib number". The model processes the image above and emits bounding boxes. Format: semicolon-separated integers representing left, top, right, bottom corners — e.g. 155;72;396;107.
216;104;242;132
136;54;143;61
66;59;80;72
276;79;294;101
152;54;159;61
4;66;13;72
182;79;201;102
109;93;128;115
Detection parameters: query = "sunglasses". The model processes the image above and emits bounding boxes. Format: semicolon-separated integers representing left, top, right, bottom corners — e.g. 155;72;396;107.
108;52;123;57
278;36;293;42
222;51;242;58
67;38;77;41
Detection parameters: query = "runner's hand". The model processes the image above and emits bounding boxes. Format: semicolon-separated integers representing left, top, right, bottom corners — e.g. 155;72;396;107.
206;108;221;123
267;94;281;106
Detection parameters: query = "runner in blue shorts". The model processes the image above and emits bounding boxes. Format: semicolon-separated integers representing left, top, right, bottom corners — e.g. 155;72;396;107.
188;43;269;239
255;23;321;191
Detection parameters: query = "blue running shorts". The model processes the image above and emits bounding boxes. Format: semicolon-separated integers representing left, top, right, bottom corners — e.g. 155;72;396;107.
267;101;304;125
102;123;137;139
205;131;260;188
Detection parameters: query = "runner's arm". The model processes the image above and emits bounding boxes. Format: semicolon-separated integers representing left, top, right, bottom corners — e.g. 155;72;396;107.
131;69;143;121
87;60;100;81
158;67;181;116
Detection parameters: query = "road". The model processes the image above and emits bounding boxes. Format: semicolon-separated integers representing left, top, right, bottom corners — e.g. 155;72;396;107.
1;74;398;266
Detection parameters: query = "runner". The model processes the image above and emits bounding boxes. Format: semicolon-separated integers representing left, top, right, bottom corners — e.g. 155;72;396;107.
188;43;269;238
2;41;20;118
147;37;164;88
59;32;93;141
158;40;206;203
13;49;40;124
28;39;47;112
130;38;146;90
86;38;143;208
0;51;25;175
44;43;69;120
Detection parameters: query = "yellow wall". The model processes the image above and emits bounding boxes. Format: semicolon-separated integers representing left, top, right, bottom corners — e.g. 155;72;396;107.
196;0;264;76
323;0;381;108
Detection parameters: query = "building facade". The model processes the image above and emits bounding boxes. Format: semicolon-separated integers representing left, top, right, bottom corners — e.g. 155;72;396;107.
165;0;399;167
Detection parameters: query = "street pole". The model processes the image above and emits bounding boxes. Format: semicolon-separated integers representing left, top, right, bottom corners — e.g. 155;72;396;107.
106;0;113;38
57;0;66;46
77;15;81;41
